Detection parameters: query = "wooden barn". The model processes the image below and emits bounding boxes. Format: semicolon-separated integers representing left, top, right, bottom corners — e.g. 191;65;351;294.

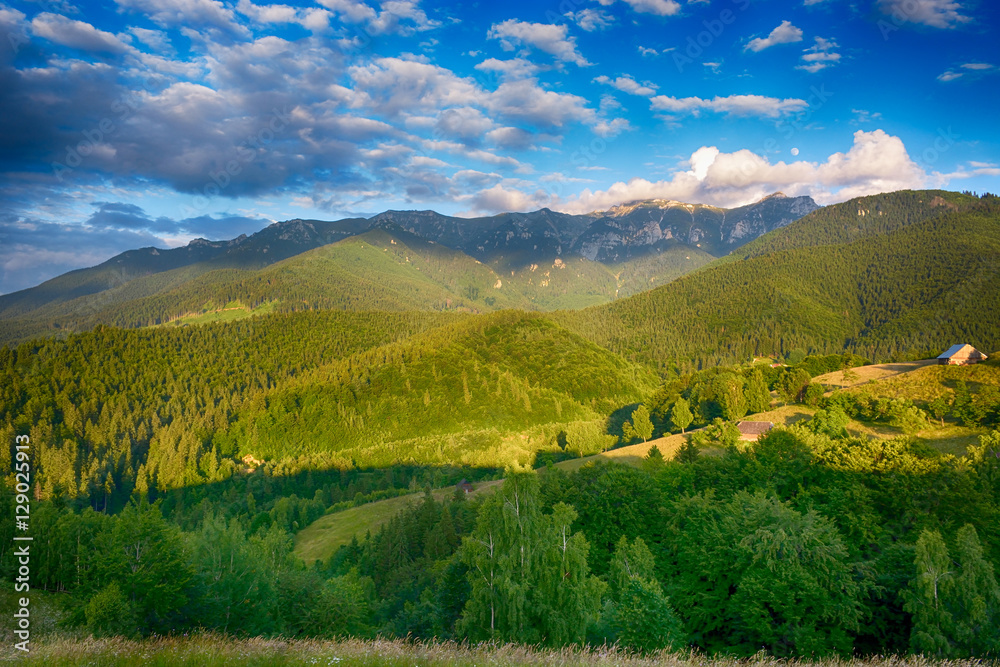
937;344;988;366
736;421;774;442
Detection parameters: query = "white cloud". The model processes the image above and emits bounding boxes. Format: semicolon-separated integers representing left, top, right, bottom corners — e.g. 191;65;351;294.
599;0;681;17
485;127;536;150
410;155;451;168
566;8;613;31
852;109;883;124
599;94;622;113
594;74;657;97
745;20;803;52
116;0;246;34
316;0;376;23
460;183;550;215
31;13;130;54
797;36;841;72
129;26;172;51
878;0;971;28
348;57;480;115
593;118;631;138
475;57;541;80
650;94;808;118
939;62;997;82
549;130;929;212
368;0;440;35
236;0;333;32
434;106;494;143
488;19;589;66
487;78;597;129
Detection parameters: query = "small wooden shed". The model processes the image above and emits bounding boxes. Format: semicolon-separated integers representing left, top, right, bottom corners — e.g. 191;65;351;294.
937;344;988;365
736;421;774;442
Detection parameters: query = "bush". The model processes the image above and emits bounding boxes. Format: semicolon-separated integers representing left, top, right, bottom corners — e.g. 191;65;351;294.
86;583;137;638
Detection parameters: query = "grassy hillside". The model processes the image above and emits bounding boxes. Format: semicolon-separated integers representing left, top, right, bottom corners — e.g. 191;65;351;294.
556;196;1000;372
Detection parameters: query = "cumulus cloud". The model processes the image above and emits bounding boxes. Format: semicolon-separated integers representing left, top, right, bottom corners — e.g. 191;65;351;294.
236;0;333;32
594;74;657;96
434;107;494;144
475;57;541;80
878;0;971;28
650;94;808;118
547;130;930;212
116;0;247;35
460;183;550;215
349;57;481;115
488;20;589;66
129;26;173;51
487;78;597;129
31;13;130;54
745;20;803;52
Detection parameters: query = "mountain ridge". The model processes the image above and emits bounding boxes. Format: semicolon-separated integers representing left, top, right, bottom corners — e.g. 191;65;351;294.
0;192;817;341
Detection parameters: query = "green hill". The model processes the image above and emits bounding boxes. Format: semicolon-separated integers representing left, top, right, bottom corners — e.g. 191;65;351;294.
210;311;657;471
732;189;978;260
557;194;1000;373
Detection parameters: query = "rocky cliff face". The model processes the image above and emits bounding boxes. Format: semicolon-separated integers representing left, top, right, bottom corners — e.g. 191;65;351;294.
567;193;818;263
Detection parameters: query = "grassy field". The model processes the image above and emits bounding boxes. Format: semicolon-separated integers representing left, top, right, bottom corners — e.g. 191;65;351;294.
293;481;502;564
841;361;1000;400
160;300;279;327
813;360;937;391
0;634;985;666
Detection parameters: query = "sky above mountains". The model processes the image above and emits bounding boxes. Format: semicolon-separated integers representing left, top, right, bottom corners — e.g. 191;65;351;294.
0;0;998;293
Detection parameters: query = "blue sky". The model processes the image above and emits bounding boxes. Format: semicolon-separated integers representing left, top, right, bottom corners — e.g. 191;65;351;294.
0;0;998;292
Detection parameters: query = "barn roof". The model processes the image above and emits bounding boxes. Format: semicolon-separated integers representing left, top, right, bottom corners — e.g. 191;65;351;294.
938;344;985;359
737;421;774;435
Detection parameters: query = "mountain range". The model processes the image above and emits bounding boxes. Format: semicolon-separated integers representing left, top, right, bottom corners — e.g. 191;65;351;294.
0;193;818;343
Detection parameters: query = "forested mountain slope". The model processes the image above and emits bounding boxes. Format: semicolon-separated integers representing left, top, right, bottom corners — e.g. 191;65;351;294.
733;189;977;260
557;195;1000;372
0;194;814;344
0;309;654;506
213;312;657;470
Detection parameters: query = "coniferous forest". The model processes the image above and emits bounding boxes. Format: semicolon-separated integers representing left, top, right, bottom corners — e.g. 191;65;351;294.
3;190;1000;663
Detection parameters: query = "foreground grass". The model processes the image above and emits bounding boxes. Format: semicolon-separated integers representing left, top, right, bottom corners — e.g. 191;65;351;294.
1;635;986;667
